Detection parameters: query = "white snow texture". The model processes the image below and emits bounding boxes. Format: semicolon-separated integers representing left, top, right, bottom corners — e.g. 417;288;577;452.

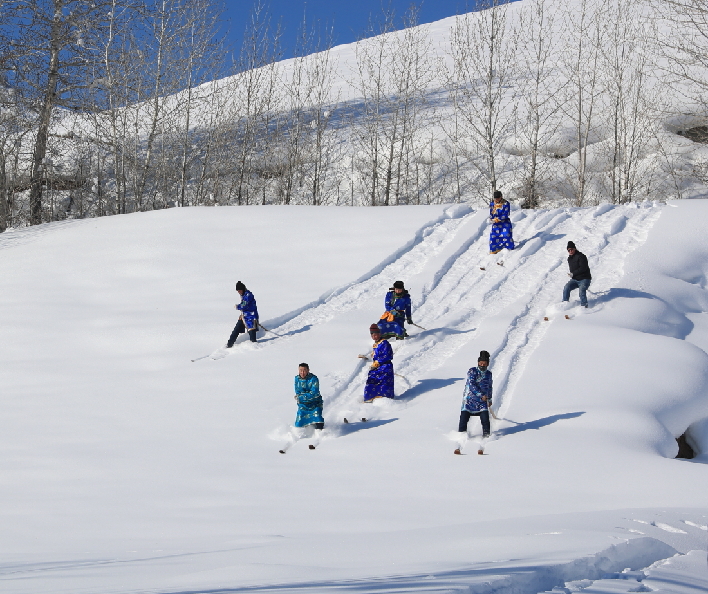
2;199;708;593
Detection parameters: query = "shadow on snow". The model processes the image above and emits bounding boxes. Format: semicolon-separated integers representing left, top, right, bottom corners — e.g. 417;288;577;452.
496;412;585;437
397;377;464;402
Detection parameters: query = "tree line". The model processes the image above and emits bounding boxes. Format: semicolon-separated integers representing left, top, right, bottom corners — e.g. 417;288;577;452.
0;0;707;232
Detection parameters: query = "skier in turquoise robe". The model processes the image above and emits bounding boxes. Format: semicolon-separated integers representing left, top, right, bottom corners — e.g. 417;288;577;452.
294;364;324;429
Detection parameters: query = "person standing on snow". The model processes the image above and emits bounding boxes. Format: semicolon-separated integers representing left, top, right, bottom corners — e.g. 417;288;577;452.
378;280;413;340
489;190;515;254
226;281;259;347
562;241;592;308
294;363;324;431
454;350;493;455
278;363;324;453
361;323;395;402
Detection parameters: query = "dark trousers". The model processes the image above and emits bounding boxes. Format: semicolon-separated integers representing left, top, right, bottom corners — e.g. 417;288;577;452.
563;278;591;307
227;319;257;347
314;422;324;430
458;410;490;437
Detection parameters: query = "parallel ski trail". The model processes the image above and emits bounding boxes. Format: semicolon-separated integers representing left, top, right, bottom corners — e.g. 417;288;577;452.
327;204;663;426
223;206;474;357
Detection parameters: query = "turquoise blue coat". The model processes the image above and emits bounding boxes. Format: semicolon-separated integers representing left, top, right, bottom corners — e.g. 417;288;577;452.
294;373;324;427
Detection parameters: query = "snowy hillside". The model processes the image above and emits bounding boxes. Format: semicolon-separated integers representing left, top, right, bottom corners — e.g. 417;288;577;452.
8;0;708;230
1;200;708;593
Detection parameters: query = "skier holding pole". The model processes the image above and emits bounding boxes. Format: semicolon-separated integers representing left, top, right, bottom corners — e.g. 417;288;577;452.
226;281;259;347
279;363;324;453
454;350;493;455
378;280;414;340
362;323;395;402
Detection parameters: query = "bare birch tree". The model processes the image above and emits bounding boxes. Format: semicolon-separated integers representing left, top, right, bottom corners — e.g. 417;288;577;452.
381;5;435;206
559;0;604;207
225;0;281;206
598;0;657;204
653;0;708;109
448;0;518;201
352;9;395;206
12;0;121;224
515;0;563;208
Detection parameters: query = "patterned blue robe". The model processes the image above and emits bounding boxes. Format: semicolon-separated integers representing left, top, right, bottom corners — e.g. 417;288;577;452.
461;366;493;413
489;201;515;252
294;373;324;427
378;291;412;339
364;339;395;402
237;290;259;330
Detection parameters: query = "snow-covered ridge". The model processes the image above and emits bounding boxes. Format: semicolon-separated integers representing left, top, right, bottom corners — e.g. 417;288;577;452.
2;200;708;592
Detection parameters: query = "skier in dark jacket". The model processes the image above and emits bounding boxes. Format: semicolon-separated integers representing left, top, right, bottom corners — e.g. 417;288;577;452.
378;280;413;340
455;350;493;455
562;241;592;307
226;281;259;347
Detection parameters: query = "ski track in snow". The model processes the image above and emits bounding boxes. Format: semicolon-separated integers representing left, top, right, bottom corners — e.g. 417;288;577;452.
316;203;663;432
182;537;679;594
224;205;473;360
251;203;662;444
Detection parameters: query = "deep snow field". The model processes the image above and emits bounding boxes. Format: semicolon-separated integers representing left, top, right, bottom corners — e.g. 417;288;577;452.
1;201;708;594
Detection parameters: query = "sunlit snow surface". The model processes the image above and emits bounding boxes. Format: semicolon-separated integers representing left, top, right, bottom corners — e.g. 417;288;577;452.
1;201;708;593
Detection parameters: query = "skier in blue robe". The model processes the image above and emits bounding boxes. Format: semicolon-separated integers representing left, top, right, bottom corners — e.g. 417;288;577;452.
454;350;493;455
294;363;324;429
489;190;515;254
226;281;259;347
378;280;413;340
363;324;395;402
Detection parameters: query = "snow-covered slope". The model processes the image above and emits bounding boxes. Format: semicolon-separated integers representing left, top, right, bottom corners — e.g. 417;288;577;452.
27;0;708;220
1;202;708;593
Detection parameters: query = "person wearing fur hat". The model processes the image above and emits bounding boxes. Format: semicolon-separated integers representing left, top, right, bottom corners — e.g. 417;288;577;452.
361;324;395;402
489;190;515;254
454;350;493;455
562;241;592;308
378;280;413;340
226;281;259;347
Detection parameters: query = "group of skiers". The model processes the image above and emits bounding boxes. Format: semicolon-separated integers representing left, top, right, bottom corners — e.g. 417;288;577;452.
226;190;592;453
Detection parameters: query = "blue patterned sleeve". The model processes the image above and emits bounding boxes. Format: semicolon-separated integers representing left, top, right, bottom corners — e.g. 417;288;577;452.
308;375;320;397
385;292;396;312
241;292;257;313
466;367;482;399
374;341;393;364
404;295;412;319
462;369;472;400
497;203;511;223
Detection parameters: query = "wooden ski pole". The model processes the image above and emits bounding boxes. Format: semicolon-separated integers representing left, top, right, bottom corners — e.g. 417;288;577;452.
257;322;281;337
409;322;427;331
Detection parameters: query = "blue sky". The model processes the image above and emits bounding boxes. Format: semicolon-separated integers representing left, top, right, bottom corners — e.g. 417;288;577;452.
220;1;475;59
